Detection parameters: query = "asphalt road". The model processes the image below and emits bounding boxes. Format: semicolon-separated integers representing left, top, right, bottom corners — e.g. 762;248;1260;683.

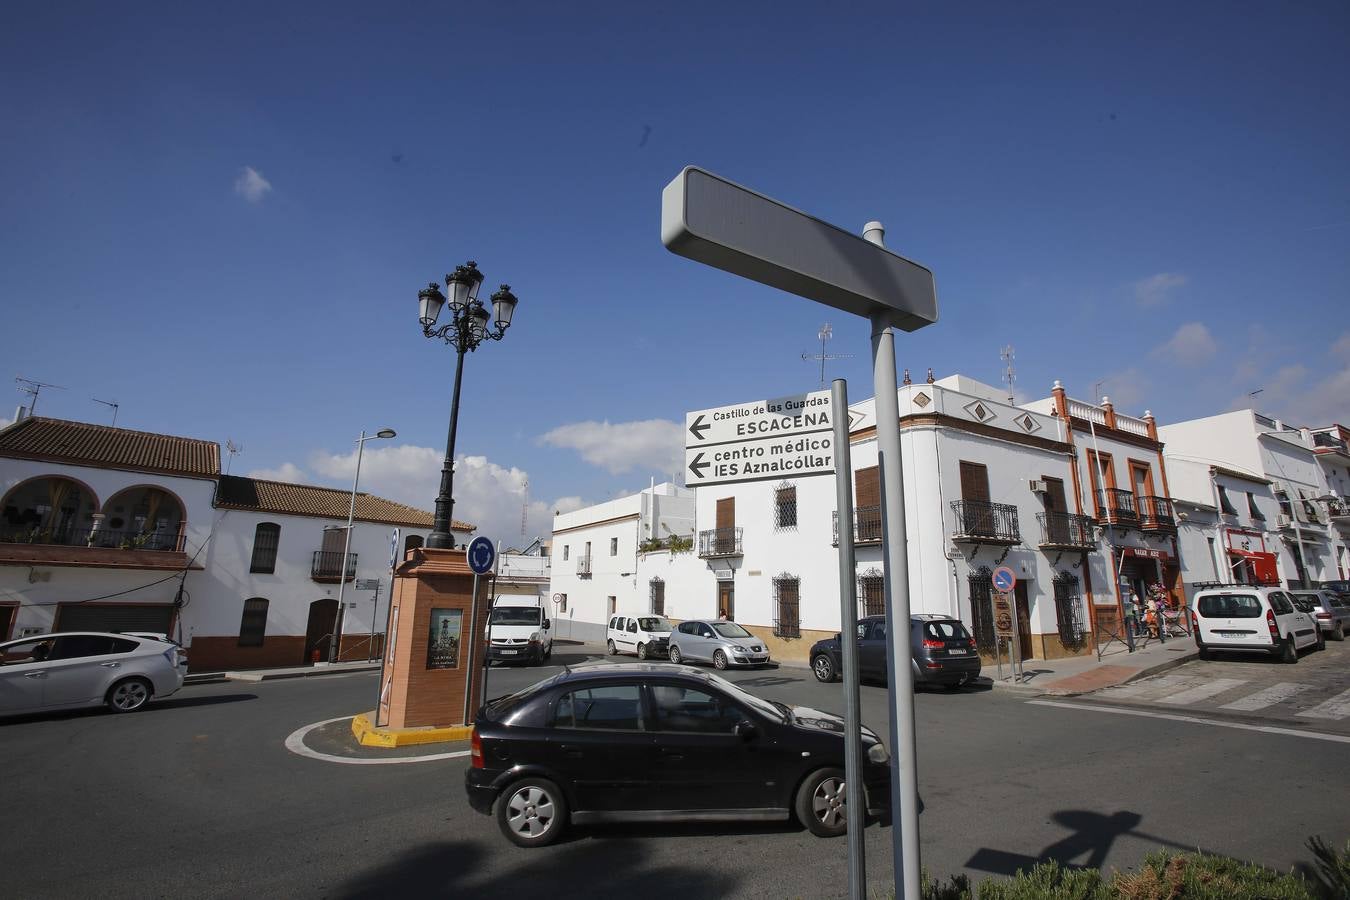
2;646;1346;899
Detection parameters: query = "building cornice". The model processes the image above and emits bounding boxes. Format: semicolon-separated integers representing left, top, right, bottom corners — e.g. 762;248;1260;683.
851;413;1073;455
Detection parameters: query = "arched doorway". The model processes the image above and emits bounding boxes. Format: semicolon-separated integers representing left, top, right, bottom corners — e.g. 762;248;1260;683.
304;598;341;665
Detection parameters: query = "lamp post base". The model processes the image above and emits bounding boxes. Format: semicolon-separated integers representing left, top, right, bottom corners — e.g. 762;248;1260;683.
425;531;455;550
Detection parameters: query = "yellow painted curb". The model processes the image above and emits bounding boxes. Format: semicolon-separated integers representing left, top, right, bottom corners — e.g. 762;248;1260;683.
351;712;473;748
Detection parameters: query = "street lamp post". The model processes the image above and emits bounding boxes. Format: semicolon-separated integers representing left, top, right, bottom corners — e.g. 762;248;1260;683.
418;261;518;549
329;427;398;663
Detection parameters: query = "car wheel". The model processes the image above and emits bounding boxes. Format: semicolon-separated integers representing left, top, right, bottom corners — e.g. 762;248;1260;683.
668;645;683;665
795;767;849;838
1315;630;1326;652
1333;623;1346;641
497;777;568;848
106;677;152;713
812;654;837;683
544;644;553;661
713;650;729;670
636;642;648;660
1277;636;1298;664
607;639;617;656
1196;644;1211;661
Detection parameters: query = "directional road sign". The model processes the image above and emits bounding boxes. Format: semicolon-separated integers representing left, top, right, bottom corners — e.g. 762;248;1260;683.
992;566;1017;594
467;536;496;575
685;431;834;487
662;166;938;332
354;579;380;591
685;390;834;448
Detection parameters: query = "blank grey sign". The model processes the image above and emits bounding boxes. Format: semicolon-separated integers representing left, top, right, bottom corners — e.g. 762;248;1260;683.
661;167;938;331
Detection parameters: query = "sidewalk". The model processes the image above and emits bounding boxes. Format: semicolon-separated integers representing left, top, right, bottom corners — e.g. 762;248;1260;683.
185;659;382;685
986;634;1198;696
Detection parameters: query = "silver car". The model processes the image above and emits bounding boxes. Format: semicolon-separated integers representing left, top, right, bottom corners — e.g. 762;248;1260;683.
0;631;188;717
667;619;771;669
1292;591;1350;641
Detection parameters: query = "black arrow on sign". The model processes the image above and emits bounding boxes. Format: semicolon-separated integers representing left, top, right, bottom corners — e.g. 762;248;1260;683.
688;415;710;442
688;452;709;480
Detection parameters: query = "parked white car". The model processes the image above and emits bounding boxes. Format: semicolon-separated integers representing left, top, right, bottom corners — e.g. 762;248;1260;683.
1191;586;1323;663
485;604;553;665
606;615;673;660
0;632;188;717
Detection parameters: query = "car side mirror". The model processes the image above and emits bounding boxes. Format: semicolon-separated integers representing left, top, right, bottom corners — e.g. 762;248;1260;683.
543;619;551;630
734;720;757;741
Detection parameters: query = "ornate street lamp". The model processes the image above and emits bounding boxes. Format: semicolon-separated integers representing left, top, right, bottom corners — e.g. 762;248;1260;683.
419;261;518;549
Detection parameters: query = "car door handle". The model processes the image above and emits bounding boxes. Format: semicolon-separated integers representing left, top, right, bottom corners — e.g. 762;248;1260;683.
100;662;122;668
559;744;584;758
25;672;46;678
659;750;685;761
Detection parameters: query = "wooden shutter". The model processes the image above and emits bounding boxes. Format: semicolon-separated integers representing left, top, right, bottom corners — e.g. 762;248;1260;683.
959;461;990;502
716;497;735;530
1044;477;1067;512
854;466;880;507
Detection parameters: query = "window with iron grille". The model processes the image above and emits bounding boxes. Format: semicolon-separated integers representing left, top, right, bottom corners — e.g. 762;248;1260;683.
773;574;801;638
649;577;665;616
1052;572;1086;648
610;537;618;556
249;523;280;574
857;569;885;618
238;597;269;647
774;483;797;530
968;566;995;652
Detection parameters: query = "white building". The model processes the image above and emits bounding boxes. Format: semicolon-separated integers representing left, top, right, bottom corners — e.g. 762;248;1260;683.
548;482;694;642
557;375;1186;666
0;417;471;669
1309;425;1350;580
1159;410;1343;588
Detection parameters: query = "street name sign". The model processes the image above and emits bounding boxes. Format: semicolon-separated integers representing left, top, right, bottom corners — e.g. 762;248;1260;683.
661;166;938;332
685;389;834;447
355;579;380;591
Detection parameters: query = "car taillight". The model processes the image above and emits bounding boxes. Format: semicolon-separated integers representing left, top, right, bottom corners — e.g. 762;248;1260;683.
1266;609;1279;639
967;638;977;649
1191;611;1199;632
470;729;484;769
922;639;944;649
1315;612;1331;620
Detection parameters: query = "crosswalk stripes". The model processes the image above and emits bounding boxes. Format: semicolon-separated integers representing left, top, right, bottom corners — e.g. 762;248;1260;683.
1095;674;1189;700
1296;686;1350;720
1157;677;1248;706
1219;682;1311;711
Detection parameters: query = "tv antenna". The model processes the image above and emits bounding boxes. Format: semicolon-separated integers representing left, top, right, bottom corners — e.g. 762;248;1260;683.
16;376;65;417
224;439;243;474
801;323;852;388
92;397;120;427
1000;345;1016;405
521;478;529;540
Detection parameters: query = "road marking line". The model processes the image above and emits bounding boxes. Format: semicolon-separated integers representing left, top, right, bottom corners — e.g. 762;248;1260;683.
1027;700;1350;744
1296;686;1350;721
284;716;470;765
1219;682;1311;711
1157;677;1248;706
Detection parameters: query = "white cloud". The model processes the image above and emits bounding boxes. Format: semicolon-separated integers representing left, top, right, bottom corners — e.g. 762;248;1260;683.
539;419;683;476
0;416;12;430
1331;331;1350;361
244;462;308;483
1153;322;1217;364
1133;272;1188;307
233;166;272;204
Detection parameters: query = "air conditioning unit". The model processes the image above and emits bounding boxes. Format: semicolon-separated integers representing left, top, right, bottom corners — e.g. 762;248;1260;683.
1276;513;1292;529
1029;479;1049;494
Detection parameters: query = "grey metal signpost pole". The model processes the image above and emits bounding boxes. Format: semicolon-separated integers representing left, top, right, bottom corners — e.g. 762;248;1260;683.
863;222;922;900
831;378;867;899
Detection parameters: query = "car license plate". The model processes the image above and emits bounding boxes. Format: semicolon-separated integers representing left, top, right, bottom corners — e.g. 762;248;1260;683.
500;649;517;655
1218;632;1244;638
948;648;967;655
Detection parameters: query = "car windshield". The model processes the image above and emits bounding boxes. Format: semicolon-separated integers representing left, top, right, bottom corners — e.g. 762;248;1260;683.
490;607;541;625
638;617;671;632
711;622;753;638
704;672;786;722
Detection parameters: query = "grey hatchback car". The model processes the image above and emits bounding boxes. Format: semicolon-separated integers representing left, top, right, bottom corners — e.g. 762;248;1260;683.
668;619;771;669
1292;590;1350;641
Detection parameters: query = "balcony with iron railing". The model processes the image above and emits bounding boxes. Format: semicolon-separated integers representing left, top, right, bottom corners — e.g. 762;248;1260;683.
831;505;884;546
311;550;357;582
1313;431;1350;456
1138;495;1176;530
0;522;190;570
949;500;1020;544
698;527;743;558
1037;511;1095;551
1328;497;1350;524
575;553;592;576
1094;488;1138;526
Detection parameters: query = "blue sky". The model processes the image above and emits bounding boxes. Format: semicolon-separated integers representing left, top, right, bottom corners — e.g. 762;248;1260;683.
3;1;1348;543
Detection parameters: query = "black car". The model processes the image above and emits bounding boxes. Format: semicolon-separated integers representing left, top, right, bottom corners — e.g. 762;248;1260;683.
465;663;891;847
809;614;981;689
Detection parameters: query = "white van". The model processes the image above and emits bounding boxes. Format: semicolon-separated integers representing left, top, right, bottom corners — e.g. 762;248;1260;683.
1191;585;1323;663
486;603;553;666
606;614;673;660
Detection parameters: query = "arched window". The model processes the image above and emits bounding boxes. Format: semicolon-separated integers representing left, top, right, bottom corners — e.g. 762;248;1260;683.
238;598;269;647
250;523;281;574
404;534;424;555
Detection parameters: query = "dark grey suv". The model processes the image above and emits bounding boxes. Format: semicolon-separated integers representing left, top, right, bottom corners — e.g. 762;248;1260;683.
809;614;981;689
